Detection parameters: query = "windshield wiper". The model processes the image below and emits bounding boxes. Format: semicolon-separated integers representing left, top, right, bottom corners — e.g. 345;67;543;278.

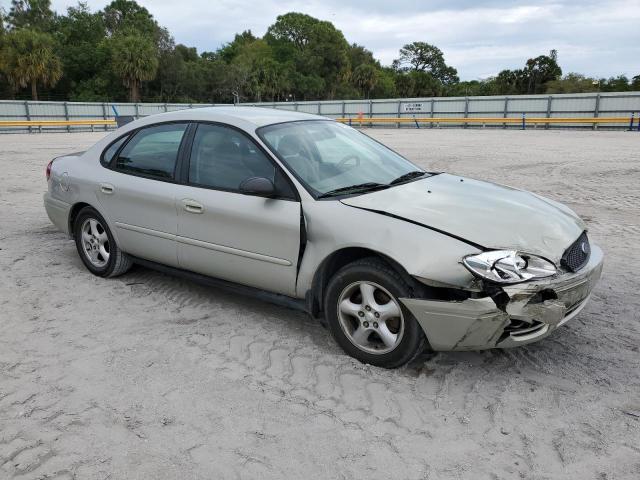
318;182;389;198
389;171;427;185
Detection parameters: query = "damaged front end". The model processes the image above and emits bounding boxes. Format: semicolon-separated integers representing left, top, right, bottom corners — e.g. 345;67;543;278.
400;243;604;351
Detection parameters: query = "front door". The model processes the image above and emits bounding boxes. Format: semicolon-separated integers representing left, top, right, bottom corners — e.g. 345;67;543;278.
175;122;301;296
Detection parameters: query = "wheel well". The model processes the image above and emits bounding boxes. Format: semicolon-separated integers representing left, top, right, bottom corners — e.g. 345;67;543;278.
306;247;424;318
68;202;92;235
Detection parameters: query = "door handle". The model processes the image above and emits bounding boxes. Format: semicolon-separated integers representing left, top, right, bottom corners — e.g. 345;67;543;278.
182;199;204;214
100;183;114;195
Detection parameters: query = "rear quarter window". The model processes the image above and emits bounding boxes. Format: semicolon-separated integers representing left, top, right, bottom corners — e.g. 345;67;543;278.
101;135;129;167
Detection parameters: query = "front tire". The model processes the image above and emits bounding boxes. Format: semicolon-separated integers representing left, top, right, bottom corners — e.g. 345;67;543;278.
73;206;132;278
324;257;426;368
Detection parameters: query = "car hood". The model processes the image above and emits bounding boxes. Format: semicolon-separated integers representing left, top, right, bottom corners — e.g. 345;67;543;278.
340;173;585;263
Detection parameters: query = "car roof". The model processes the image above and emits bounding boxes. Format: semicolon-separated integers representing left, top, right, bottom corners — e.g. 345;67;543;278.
130;106;328;129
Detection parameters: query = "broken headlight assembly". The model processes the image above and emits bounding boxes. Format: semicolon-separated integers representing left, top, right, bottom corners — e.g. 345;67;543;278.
462;250;557;284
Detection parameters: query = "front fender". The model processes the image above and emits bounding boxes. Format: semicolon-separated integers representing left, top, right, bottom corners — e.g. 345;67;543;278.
296;200;481;297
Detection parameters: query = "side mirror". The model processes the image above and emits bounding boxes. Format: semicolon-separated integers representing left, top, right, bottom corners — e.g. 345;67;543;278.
239;176;276;197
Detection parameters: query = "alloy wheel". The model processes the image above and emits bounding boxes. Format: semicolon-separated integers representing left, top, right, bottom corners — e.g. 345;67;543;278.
80;218;110;268
337;281;405;355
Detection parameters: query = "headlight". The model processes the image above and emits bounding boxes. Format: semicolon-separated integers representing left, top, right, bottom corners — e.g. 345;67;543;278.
462;250;556;284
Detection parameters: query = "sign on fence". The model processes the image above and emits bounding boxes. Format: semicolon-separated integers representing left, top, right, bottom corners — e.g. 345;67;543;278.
403;102;426;113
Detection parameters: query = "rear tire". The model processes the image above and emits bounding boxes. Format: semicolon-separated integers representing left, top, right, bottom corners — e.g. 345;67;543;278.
324;257;426;369
73;206;132;278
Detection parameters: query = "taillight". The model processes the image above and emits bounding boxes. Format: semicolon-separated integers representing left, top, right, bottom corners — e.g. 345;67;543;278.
46;159;54;181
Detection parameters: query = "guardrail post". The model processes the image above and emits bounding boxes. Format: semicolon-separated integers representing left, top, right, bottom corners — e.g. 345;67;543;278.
522;112;526;130
295;102;299;112
545;95;552;130
630;112;635;131
593;93;600;130
135;103;140;119
396;100;401;129
318;102;321;115
164;103;169;112
63;101;70;133
369;99;373;127
463;97;469;129
502;97;509;129
430;98;435;128
503;97;509;129
24;101;32;134
102;103;108;131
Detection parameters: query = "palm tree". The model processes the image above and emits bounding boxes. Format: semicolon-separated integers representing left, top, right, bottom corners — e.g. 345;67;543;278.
352;64;378;99
1;28;62;100
111;34;159;102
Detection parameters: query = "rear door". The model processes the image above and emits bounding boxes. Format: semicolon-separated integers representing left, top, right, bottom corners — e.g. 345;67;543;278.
97;122;189;267
174;122;301;296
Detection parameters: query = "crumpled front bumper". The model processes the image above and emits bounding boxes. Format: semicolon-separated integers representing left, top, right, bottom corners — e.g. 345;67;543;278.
400;244;604;351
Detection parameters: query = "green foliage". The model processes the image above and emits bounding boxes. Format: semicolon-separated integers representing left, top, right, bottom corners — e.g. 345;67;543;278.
352;64;378;99
265;12;350;100
478;50;562;95
218;30;256;63
0;28;62;100
389;42;459;97
7;0;54;31
393;42;459;84
545;73;599;94
523;49;562;93
599;75;631;92
103;0;155;37
0;1;635;102
266;12;318;50
545;74;634;94
110;33;158;101
54;4;110;99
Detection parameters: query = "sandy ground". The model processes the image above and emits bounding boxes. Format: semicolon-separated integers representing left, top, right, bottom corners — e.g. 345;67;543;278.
0;128;639;480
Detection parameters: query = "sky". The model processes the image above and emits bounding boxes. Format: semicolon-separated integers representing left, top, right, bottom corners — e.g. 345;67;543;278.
9;0;640;80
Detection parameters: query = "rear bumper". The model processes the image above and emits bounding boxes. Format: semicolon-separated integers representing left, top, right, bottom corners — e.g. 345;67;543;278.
44;192;71;236
400;244;604;351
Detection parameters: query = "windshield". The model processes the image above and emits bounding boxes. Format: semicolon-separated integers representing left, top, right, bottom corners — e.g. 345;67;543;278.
258;120;426;197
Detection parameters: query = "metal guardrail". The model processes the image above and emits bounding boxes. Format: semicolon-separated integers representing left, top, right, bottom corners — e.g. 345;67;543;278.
250;92;640;130
1;93;639;132
337;115;638;129
0;100;226;133
2;115;639;131
0;120;116;127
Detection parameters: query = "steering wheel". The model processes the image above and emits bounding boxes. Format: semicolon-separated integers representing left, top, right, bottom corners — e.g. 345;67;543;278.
337;154;361;170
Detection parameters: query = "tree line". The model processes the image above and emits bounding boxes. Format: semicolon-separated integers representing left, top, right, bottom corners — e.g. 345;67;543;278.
1;0;638;103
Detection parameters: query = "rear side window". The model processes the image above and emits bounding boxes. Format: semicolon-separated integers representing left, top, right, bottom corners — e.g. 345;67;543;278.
101;135;129;166
114;123;187;180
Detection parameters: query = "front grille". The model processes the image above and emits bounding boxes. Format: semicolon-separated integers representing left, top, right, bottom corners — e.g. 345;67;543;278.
561;231;590;272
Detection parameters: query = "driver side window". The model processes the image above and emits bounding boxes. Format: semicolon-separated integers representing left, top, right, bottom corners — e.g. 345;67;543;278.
188;123;275;191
